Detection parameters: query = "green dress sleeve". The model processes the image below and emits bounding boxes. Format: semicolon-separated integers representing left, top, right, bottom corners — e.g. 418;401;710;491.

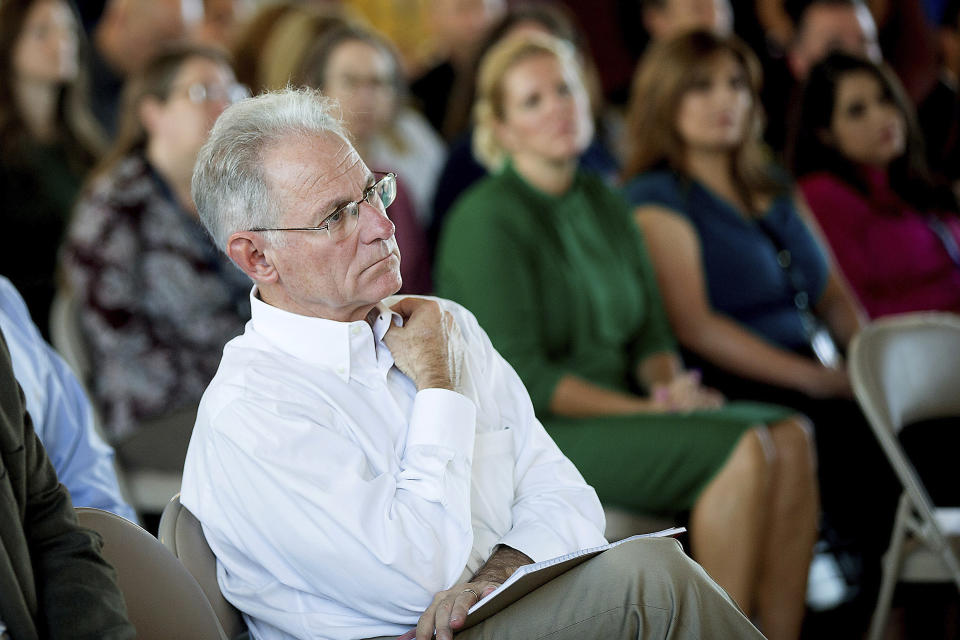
435;182;569;414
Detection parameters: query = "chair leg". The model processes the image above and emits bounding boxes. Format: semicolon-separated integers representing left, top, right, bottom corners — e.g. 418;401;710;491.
868;493;911;640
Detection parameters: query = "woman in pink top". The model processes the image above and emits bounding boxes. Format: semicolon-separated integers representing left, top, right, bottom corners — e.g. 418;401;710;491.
789;52;960;318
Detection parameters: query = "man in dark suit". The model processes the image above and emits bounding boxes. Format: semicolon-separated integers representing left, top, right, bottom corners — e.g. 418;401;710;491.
0;328;134;640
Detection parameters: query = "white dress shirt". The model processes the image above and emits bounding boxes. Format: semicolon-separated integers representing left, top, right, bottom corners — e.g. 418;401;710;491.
180;290;606;640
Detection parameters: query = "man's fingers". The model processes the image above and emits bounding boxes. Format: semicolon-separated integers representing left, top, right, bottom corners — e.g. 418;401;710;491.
415;601;438;640
434;598;455;640
448;589;479;630
397;631;416;640
388;296;423;318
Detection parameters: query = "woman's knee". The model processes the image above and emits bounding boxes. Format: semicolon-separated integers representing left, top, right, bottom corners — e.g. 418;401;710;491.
725;427;773;485
768;415;817;478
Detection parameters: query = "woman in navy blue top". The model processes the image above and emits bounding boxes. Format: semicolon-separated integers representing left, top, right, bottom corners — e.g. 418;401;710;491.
622;31;898;634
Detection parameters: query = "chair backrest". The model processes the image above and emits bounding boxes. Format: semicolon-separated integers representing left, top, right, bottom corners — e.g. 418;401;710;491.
49;289;91;383
75;507;227;640
850;313;960;435
158;494;247;639
849;312;960;533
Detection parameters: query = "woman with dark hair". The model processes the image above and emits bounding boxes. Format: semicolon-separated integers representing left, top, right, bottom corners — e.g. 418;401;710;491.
436;33;818;639
61;44;250;469
790;52;960;318
0;0;103;335
296;24;438;294
622;30;898;629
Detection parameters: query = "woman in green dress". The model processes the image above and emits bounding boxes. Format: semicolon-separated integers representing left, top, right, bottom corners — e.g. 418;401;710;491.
434;33;817;640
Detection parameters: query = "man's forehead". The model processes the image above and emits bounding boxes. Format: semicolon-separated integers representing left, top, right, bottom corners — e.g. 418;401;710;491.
263;133;363;184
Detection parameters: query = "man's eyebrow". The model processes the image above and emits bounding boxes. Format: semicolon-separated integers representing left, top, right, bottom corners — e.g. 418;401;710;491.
315;172;377;220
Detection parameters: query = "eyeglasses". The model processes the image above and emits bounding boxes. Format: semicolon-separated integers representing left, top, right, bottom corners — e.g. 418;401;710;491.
173;81;250;105
250;172;397;241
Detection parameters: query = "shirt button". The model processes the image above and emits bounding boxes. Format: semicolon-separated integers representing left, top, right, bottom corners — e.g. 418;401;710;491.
351;326;362;336
337;366;346;375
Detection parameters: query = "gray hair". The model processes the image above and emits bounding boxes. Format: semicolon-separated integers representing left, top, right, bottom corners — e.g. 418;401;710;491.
191;87;350;253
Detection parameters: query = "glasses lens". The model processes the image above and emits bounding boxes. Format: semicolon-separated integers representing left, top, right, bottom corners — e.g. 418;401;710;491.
377;174;397;209
326;202;360;240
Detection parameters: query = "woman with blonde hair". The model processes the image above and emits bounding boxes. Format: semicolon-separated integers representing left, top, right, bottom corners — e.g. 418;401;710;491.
435;32;818;639
622;30;899;631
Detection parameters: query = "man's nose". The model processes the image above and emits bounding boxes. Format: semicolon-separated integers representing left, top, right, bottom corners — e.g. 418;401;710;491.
358;201;395;241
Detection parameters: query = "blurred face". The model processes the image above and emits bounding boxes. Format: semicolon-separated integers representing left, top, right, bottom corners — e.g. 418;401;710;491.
827;71;905;168
192;0;252;48
790;3;881;79
13;0;79;85
323;40;396;144
645;0;734;41
144;56;238;168
496;53;593;166
675;53;752;153
260;133;401;320
111;0;199;73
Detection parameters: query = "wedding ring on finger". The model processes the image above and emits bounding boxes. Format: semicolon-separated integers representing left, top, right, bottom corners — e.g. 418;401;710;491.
460;588;480;603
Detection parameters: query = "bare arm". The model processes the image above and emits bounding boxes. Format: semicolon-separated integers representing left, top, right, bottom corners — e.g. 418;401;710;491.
549;374;654;417
793;197;868;348
547;351;721;417
635;205;850;398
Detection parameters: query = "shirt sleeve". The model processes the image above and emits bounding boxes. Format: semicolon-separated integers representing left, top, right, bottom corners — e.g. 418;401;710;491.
0;277;137;523
434;187;568;413
183;382;479;626
37;344;138;523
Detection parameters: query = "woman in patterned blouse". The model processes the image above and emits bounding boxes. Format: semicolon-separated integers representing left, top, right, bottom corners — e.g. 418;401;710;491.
62;43;251;470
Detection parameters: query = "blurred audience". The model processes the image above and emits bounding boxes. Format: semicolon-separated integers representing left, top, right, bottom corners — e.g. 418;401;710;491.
61;44;250;471
297;25;437;293
622;31;899;633
0;275;135;522
0;0;103;337
435;34;818;639
410;0;506;140
230;0;301;92
641;0;733;40
787;0;881;79
791;52;960;318
342;0;435;76
919;0;960;188
253;3;353;93
763;0;882;152
429;3;619;249
191;0;254;50
87;0;201;136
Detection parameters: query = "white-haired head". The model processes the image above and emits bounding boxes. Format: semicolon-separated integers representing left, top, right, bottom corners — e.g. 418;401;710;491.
191;87;350;254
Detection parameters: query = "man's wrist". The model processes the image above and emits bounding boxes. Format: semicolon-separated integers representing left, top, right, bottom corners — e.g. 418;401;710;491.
417;372;455;392
471;545;533;584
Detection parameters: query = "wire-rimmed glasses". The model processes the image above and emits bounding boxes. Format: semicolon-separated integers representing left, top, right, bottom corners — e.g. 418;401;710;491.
249;172;397;241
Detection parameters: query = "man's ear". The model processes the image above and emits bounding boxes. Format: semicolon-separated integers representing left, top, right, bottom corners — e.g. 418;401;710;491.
227;231;278;283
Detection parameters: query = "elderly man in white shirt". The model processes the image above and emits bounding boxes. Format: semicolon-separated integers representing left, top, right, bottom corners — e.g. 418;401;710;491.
181;88;763;640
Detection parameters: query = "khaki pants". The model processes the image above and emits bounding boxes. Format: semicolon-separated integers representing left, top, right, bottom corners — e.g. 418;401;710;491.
370;538;763;639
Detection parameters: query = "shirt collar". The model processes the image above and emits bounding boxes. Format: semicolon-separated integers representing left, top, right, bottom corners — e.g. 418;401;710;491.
248;287;401;383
